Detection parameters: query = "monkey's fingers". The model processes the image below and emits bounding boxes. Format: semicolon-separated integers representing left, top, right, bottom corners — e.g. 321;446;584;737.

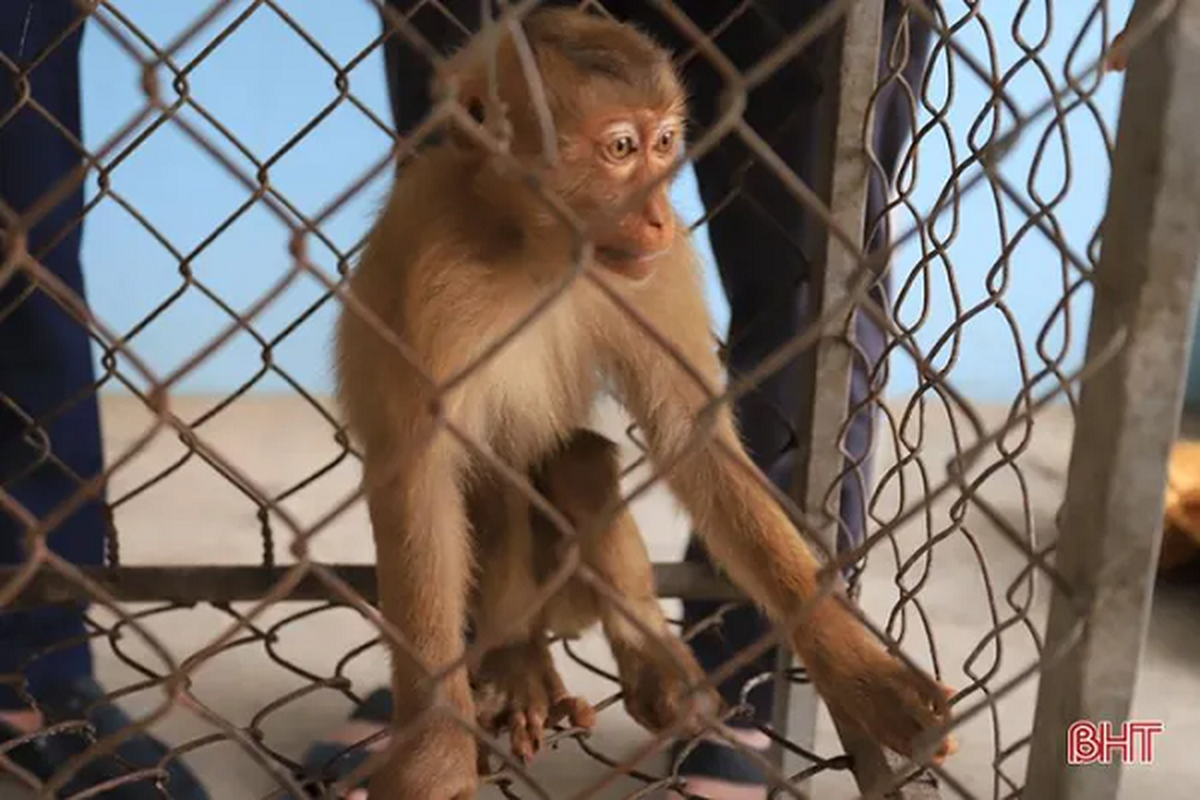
614;637;720;737
878;670;957;763
932;732;960;766
810;649;956;765
925;683;959;766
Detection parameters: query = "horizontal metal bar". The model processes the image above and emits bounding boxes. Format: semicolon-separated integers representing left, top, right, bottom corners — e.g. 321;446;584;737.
0;562;740;608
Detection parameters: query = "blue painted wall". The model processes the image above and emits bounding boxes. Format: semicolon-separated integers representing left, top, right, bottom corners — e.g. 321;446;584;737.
77;1;1133;402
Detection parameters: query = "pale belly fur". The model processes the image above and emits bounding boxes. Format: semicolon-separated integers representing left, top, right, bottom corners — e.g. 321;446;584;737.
442;293;602;472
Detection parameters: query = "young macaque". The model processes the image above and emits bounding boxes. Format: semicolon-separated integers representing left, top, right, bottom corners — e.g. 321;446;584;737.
469;429;716;765
335;8;955;798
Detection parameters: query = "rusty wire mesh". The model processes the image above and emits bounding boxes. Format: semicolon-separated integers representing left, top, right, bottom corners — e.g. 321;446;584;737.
0;0;1179;798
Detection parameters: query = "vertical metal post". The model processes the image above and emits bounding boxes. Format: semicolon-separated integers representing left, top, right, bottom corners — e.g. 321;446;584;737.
787;2;939;797
1025;1;1200;798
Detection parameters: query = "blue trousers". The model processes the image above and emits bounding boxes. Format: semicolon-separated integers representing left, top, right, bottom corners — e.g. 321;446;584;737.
381;0;932;728
0;1;105;711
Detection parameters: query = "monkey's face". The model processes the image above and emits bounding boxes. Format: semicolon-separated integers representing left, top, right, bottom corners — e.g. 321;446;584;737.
439;8;688;283
556;107;684;283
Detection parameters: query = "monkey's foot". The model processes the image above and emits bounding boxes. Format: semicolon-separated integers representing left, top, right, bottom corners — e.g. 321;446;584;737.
612;632;721;736
366;716;478;800
805;633;957;764
473;639;597;764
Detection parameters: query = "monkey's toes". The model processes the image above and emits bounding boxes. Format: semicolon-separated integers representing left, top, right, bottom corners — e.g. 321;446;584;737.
474;646;594;762
549;694;597;730
478;698;547;762
508;707;548;763
497;693;595;762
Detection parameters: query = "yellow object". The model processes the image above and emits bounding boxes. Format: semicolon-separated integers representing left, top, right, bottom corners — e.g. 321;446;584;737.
1161;441;1200;571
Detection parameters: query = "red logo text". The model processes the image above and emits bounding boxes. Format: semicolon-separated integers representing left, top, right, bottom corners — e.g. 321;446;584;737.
1067;720;1163;765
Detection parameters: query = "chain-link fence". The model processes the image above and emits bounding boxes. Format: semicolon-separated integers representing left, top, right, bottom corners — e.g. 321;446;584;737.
2;0;1198;798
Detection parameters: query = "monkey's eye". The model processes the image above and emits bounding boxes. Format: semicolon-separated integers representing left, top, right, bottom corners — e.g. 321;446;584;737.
656;129;677;152
606;135;637;161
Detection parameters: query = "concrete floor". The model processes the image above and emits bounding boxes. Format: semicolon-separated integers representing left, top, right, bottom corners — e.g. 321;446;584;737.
3;393;1197;799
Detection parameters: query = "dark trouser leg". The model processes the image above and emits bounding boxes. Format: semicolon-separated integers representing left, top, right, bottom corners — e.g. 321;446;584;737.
379;0;574;141
0;0;107;712
671;0;934;747
381;0;481;138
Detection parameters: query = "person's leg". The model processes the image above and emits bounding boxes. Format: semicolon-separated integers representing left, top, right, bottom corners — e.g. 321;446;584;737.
660;0;934;794
0;4;207;797
380;0;482;142
0;0;106;724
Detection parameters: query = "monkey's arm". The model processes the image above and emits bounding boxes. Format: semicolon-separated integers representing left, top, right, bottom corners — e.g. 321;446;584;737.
607;299;953;762
337;294;482;798
356;435;481;798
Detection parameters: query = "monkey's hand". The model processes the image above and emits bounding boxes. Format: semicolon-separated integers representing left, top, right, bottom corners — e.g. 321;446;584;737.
800;625;957;765
610;631;721;736
473;638;597;765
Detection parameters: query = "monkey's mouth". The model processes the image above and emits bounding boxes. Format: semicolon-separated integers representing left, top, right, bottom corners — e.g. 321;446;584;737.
595;246;660;280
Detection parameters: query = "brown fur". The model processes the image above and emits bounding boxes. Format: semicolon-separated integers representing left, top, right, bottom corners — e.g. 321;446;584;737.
335;9;954;798
470;430;714;766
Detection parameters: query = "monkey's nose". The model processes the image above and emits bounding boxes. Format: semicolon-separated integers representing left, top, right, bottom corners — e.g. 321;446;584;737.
643;197;670;230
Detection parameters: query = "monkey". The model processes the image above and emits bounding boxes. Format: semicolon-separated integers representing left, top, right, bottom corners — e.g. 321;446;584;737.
334;8;955;798
468;428;717;766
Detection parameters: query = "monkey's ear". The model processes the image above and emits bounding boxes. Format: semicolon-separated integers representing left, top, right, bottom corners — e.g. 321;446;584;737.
432;52;495;150
434;55;484;113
